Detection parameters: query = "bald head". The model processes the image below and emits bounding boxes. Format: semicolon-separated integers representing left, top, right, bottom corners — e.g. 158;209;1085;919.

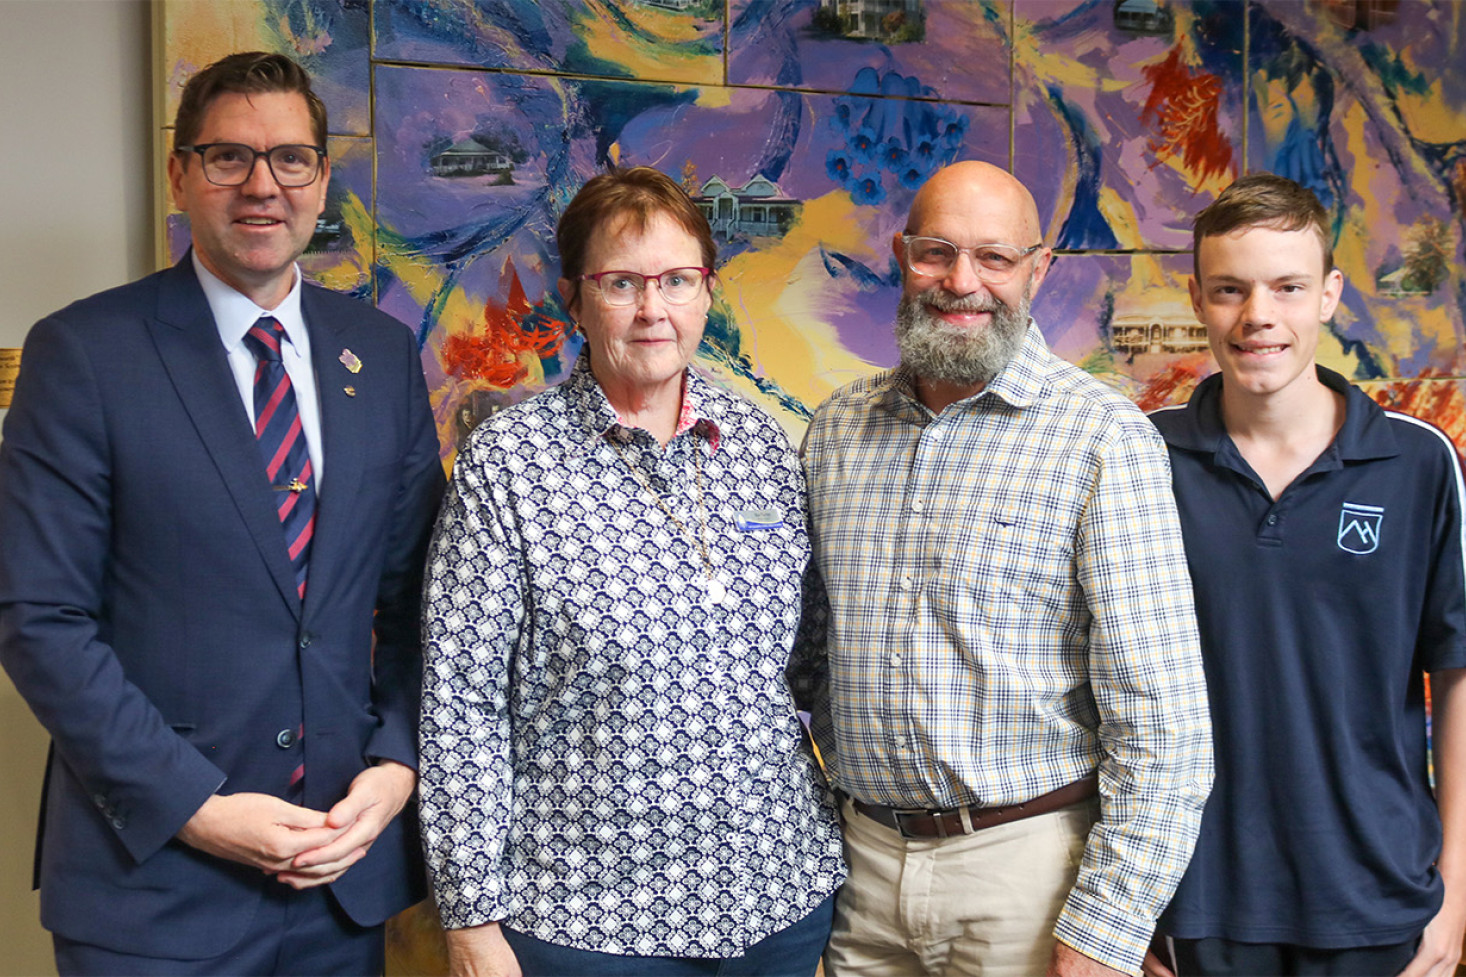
905;161;1044;244
894;161;1051;307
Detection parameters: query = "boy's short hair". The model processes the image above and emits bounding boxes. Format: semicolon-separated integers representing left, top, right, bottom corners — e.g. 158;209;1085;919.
1193;173;1333;274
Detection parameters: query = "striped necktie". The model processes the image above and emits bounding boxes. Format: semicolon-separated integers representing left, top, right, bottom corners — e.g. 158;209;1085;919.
242;316;316;601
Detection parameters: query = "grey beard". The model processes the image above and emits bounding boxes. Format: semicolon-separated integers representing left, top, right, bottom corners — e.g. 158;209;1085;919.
895;288;1031;387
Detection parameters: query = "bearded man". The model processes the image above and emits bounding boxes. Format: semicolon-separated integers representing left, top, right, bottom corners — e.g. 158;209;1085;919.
792;160;1213;977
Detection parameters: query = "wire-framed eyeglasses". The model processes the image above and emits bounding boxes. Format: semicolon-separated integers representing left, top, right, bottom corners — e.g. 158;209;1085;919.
901;235;1044;284
578;267;713;307
176;143;327;188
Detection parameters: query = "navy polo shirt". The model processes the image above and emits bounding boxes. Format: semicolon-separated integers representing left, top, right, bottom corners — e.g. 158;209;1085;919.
1151;367;1466;947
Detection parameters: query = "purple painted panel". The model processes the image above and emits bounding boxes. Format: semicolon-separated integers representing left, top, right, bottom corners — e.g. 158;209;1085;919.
374;0;724;85
1013;0;1244;250
729;0;1010;104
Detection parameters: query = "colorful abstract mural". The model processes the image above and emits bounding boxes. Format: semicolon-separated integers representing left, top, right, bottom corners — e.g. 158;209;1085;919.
159;0;1466;459
156;0;1466;966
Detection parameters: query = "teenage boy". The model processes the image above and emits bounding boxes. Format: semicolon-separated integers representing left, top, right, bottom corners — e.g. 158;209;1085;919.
1146;173;1466;977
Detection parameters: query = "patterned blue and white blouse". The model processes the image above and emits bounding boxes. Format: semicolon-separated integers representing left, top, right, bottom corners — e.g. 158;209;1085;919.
420;352;845;958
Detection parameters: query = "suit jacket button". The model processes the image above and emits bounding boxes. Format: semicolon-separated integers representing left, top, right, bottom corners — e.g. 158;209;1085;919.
298;633;312;650
276;728;297;749
110;816;126;830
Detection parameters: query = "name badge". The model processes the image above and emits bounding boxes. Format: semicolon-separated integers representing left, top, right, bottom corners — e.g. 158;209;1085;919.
735;509;784;531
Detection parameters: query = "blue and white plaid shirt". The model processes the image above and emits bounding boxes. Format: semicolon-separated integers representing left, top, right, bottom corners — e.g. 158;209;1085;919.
794;323;1213;974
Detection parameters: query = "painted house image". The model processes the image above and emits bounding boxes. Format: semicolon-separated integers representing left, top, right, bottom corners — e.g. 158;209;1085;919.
639;0;696;8
430;137;515;178
1111;310;1208;355
1114;0;1175;35
694;174;801;239
1377;266;1433;295
819;0;923;39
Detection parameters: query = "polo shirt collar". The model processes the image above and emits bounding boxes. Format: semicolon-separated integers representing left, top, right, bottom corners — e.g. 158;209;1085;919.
1326;366;1401;463
1162;366;1401;467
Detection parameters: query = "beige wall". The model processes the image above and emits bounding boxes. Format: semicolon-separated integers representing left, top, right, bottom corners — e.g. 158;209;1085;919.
0;1;153;970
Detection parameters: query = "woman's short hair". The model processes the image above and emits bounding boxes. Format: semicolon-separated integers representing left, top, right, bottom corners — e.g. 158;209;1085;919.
1192;173;1334;273
556;166;717;301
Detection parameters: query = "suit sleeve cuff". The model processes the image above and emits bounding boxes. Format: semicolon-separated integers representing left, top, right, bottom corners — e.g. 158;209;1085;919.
112;749;227;865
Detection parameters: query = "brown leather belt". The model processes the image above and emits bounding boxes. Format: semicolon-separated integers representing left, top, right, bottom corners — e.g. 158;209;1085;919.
851;773;1098;840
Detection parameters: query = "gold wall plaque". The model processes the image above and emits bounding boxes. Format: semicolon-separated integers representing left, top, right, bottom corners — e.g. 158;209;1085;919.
0;349;20;408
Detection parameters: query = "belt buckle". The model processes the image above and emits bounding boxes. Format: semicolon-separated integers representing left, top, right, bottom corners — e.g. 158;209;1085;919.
893;807;956;839
894;805;977;839
890;808;927;839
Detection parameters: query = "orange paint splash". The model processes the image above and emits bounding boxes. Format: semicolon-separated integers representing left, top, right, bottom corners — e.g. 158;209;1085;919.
439;257;568;389
1140;46;1236;187
1367;371;1466;455
1132;356;1212;412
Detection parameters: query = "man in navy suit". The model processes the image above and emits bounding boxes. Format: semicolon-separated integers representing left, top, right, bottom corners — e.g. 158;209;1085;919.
0;52;445;974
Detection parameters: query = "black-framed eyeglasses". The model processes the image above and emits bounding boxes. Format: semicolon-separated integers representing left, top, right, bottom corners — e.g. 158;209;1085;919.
578;267;713;307
176;143;327;188
901;235;1044;284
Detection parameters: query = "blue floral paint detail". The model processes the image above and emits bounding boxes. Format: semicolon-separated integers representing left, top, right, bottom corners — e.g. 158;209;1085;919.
823;67;968;207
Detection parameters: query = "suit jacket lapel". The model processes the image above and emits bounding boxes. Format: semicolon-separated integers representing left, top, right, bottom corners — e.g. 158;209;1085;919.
150;259;303;617
301;286;365;610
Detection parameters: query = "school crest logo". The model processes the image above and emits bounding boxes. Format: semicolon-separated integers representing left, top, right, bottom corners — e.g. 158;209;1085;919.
1337;502;1384;555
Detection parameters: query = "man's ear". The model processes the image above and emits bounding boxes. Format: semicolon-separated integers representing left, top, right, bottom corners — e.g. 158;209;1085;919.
1026;246;1053;298
167;152;188;213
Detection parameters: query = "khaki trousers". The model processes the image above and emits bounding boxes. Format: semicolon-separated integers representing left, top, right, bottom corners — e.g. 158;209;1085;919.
825;796;1099;977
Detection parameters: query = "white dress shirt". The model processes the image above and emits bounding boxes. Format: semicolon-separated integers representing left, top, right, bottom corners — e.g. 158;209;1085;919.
194;253;325;489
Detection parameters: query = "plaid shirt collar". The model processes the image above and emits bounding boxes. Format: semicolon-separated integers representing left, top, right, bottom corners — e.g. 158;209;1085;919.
563;351;724;452
866;320;1054;419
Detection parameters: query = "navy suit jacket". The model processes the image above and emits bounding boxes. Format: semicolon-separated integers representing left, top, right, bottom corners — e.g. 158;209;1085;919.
0;258;446;957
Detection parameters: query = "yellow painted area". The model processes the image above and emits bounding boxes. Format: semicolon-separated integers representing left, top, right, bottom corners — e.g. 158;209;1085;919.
574;0;722;86
1255;74;1303;150
1097;188;1144;249
376;244;447;313
1395;9;1466;144
1400;302;1460;369
694;86;733;109
162;1;282;118
1391;89;1466;145
708;192;894;412
1014;18;1131;95
302;190;371;292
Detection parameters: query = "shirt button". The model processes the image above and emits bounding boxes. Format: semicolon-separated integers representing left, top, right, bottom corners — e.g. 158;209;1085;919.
892;653;902;665
275;729;298;749
899;576;913;591
911;499;924;513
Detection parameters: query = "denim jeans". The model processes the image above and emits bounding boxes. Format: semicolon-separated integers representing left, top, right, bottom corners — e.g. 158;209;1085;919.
502;891;837;976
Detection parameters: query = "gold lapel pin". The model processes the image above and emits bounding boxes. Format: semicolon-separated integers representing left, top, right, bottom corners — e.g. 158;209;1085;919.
344;386;357;397
339;348;362;373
